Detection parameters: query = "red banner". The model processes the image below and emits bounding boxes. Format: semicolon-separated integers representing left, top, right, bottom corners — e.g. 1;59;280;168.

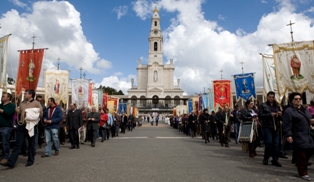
88;82;93;106
102;92;108;109
16;49;45;95
213;80;231;108
195;101;199;116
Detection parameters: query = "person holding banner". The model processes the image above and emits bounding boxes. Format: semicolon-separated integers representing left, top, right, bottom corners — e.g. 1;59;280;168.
217;105;233;148
1;90;43;168
240;100;260;158
258;91;282;167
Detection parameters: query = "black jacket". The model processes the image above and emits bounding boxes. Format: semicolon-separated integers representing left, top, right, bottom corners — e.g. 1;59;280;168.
217;111;232;130
199;113;210;126
282;105;314;149
258;101;281;129
240;108;254;123
66;109;83;130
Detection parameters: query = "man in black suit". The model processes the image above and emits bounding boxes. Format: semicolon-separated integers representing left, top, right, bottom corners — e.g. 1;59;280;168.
66;103;82;149
87;106;100;147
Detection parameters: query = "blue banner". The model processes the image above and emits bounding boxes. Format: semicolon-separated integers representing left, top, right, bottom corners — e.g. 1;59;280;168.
202;93;208;110
208;89;214;112
233;73;256;101
188;99;193;114
118;103;127;114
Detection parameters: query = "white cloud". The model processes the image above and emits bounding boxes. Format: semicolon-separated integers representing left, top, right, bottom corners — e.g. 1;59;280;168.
113;5;128;19
304;6;314;13
95;74;137;94
9;0;29;9
218;14;225;21
132;0;314;95
1;1;112;85
261;0;268;4
132;0;154;20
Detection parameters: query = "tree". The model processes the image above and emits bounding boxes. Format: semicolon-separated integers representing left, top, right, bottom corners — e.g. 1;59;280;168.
98;86;124;95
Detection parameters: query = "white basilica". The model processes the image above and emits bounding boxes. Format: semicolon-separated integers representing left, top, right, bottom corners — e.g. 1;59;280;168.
127;8;186;112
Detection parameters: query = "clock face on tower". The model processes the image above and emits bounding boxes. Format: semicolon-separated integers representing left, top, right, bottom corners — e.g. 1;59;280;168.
154;30;158;34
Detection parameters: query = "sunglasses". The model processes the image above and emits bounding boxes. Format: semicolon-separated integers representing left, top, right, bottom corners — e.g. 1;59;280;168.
294;98;302;101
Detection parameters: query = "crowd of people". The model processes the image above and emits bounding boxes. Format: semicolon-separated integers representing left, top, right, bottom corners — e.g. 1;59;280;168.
0;89;139;168
170;91;314;181
1;90;314;180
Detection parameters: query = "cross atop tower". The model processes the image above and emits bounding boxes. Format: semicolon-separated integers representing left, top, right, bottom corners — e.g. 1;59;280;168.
83;72;86;79
240;60;245;74
79;67;83;79
287;20;295;43
32;34;36;49
57;57;61;70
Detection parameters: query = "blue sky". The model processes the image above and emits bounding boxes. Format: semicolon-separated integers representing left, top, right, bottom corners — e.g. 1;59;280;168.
0;0;313;95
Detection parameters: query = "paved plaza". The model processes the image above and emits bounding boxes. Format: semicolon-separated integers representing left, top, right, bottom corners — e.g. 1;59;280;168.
0;122;312;182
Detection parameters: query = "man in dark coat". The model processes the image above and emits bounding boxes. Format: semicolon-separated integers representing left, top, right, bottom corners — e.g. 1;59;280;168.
189;111;197;138
87;107;100;147
66;103;82;149
217;105;233;147
258;91;282;167
199;109;210;143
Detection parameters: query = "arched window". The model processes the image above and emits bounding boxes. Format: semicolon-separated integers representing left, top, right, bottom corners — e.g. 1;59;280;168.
155;21;157;26
154;42;158;51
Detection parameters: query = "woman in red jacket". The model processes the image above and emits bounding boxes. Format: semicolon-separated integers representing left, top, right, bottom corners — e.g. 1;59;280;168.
99;109;108;142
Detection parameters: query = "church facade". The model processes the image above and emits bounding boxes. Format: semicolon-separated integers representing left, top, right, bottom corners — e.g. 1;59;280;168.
127;8;186;113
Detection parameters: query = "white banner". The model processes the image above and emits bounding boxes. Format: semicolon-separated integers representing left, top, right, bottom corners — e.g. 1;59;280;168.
272;41;314;95
71;79;89;108
92;89;99;107
44;69;69;105
0;35;10;88
261;54;282;102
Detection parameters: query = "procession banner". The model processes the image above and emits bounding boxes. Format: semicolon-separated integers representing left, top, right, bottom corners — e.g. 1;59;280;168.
272;40;314;94
261;54;282;102
233;73;256;101
98;89;103;107
198;95;202;111
92;89;99;107
16;49;45;95
208;89;214;112
195;100;199;115
213;80;231;108
71;78;89;109
102;92;108;109
202;93;209;110
188;99;193;114
0;35;10;88
88;82;93;107
108;97;118;113
44;69;69;105
118;103;127;114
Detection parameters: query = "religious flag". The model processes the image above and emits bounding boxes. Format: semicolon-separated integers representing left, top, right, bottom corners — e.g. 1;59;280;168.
202;93;209;110
71;78;89;109
44;69;69;105
198;95;202;111
261;54;282;102
233;73;256;101
188;99;193;114
195;101;199;115
208;89;214;112
102;92;108;109
213;80;232;108
118;103;127;114
272;40;314;94
0;35;10;88
173;108;176;116
108;96;118;113
88;82;93;107
92;89;99;107
98;89;103;107
16;49;45;95
133;107;138;116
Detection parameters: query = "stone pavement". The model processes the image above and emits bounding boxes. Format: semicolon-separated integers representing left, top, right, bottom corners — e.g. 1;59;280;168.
0;122;311;182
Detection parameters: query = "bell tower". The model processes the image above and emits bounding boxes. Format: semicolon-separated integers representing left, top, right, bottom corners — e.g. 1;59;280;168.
148;7;163;65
